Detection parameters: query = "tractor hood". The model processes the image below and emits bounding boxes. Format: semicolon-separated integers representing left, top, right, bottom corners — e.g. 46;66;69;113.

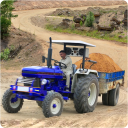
22;66;63;79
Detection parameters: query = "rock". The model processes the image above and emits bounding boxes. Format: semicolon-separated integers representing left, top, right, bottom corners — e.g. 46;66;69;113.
63;19;71;22
111;13;124;25
118;6;127;14
122;10;128;26
80;14;86;20
93;23;98;30
75;23;80;28
118;35;123;39
77;27;93;32
110;21;119;29
86;7;102;17
53;8;73;16
73;16;84;23
100;34;105;37
98;12;116;31
58;21;69;29
95;16;100;24
18;56;21;59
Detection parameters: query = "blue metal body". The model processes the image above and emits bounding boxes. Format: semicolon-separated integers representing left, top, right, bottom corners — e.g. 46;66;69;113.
10;66;72;102
98;71;125;82
10;66;125;103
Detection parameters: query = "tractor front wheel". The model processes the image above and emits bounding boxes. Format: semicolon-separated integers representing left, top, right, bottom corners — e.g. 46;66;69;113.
2;89;23;113
42;92;63;118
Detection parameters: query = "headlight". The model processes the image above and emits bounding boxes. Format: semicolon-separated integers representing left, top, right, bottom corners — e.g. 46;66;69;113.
41;79;48;85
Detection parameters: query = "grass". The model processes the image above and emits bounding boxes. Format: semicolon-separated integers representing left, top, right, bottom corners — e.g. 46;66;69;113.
45;24;127;43
99;10;118;15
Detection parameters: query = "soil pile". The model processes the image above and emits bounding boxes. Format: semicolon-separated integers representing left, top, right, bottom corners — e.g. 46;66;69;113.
75;53;122;73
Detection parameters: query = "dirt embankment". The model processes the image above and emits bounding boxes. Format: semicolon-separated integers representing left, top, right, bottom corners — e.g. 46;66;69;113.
1;26;46;69
13;0;127;11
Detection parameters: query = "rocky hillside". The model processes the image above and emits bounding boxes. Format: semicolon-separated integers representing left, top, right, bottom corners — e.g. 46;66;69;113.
13;0;126;11
49;6;127;32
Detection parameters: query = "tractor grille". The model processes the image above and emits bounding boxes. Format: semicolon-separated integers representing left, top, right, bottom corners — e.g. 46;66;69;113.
17;77;40;87
18;77;35;84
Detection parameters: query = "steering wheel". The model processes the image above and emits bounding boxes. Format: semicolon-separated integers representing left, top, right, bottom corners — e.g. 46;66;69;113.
54;61;67;69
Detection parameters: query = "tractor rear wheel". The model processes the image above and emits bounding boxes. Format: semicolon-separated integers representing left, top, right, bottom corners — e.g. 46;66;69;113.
2;89;23;113
74;74;99;113
42;92;63;118
108;83;120;106
36;100;43;108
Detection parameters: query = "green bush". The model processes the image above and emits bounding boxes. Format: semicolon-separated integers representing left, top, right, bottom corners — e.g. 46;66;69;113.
0;48;10;60
80;21;83;26
0;52;4;60
85;11;95;27
1;0;18;39
1;16;11;38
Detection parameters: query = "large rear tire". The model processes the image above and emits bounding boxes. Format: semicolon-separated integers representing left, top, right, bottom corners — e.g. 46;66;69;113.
108;83;120;106
74;74;99;113
2;89;23;113
42;92;63;118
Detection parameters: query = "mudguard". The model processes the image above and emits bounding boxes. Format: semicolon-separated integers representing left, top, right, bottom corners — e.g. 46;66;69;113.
71;69;98;93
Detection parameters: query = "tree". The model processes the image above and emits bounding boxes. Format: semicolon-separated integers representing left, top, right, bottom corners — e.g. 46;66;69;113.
85;11;95;27
1;0;18;39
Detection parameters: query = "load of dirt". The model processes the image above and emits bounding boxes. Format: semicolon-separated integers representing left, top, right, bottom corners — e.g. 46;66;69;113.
75;53;122;73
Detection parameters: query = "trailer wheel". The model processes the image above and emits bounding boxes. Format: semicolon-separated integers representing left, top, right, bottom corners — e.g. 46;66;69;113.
108;83;120;106
2;89;23;113
102;93;108;105
42;92;63;118
36;101;43;108
74;74;99;113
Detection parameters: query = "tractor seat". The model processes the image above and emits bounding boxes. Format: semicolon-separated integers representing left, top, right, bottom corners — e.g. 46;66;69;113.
62;64;77;79
70;64;77;79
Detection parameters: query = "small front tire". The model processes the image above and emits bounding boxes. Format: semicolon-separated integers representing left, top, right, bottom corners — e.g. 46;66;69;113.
2;89;23;113
42;92;63;118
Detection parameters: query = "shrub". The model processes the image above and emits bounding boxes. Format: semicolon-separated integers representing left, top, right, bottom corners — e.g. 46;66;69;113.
80;21;83;26
0;48;10;60
85;11;95;27
1;16;11;38
1;0;18;39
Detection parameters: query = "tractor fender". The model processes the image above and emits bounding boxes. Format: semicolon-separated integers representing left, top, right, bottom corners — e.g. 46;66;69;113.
71;69;98;93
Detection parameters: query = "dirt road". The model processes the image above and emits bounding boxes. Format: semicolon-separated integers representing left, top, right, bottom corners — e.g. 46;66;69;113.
1;4;128;127
1;70;128;127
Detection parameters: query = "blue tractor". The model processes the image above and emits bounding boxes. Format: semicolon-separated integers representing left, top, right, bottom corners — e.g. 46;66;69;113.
2;37;125;117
